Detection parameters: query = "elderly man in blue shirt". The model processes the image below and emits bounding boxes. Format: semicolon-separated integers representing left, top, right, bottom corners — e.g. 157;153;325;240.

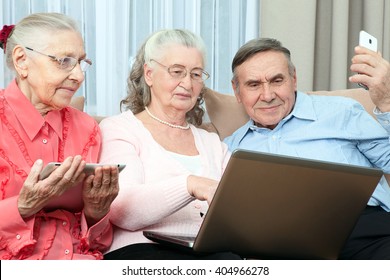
224;38;390;260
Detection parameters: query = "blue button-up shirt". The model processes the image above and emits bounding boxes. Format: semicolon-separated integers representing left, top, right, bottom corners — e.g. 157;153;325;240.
224;91;390;211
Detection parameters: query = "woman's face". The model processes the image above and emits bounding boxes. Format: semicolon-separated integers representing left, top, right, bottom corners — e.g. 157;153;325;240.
21;30;87;113
144;45;206;114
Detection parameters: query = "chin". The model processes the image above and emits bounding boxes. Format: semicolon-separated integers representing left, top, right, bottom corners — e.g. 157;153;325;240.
54;100;72;110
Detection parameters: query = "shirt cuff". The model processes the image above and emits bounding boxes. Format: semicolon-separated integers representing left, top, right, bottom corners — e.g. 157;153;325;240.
80;211;111;241
374;107;390;134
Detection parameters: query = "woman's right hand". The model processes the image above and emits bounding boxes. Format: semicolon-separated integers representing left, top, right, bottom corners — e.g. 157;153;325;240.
187;175;219;205
17;156;86;218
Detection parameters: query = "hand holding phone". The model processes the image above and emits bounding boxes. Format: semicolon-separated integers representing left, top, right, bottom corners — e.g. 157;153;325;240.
358;30;378;90
39;162;126;180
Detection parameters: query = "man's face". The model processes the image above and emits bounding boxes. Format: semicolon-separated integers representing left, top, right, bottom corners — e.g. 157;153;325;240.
232;51;297;130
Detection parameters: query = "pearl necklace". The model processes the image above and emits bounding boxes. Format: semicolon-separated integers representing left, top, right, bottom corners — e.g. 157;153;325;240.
144;106;190;130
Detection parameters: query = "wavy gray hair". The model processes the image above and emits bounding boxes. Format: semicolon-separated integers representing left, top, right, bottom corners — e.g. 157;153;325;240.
120;29;207;126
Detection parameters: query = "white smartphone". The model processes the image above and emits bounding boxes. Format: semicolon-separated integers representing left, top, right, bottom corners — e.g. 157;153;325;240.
359;30;378;52
39;162;126;180
358;30;378;90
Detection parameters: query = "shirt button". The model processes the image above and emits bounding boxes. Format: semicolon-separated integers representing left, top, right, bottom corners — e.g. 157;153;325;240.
64;249;70;255
42;139;48;144
62;221;67;226
194;204;201;209
16;234;21;240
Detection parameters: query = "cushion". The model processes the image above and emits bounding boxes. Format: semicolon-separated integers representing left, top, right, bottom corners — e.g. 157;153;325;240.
69;96;85;111
203;87;375;140
69;96;105;123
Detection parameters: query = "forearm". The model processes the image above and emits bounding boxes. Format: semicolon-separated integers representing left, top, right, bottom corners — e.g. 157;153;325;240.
110;174;193;231
0;196;36;259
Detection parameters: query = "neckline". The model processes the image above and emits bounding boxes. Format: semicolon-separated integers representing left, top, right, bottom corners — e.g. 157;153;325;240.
144;106;190;130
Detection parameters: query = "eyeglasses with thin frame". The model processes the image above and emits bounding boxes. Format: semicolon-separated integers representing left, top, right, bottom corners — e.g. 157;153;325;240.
150;59;210;82
25;47;92;72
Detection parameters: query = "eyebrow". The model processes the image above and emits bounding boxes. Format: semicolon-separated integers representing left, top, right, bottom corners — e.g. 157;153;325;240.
244;73;285;84
267;73;285;81
171;63;204;70
59;50;87;60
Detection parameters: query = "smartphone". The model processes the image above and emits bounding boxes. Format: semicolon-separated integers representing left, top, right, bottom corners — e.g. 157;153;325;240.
39;162;126;180
359;30;378;52
358;30;378;90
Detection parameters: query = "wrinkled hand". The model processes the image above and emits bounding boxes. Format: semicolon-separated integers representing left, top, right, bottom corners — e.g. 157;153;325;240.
82;165;119;226
187;175;219;205
349;46;390;112
18;156;86;218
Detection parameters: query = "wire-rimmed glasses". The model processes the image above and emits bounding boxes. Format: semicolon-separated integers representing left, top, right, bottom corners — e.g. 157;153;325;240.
25;47;92;72
150;59;209;82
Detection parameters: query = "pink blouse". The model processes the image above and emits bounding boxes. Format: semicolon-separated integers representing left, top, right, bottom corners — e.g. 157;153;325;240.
0;80;112;260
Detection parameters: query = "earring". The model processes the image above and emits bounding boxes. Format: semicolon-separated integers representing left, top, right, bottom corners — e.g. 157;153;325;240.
18;70;27;79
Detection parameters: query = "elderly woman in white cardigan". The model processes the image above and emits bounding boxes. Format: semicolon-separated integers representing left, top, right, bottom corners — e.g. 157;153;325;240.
99;29;241;260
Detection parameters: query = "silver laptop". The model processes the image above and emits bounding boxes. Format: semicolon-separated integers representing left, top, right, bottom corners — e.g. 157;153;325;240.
144;149;382;259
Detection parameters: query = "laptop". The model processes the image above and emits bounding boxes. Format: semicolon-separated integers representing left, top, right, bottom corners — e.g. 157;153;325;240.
143;149;382;259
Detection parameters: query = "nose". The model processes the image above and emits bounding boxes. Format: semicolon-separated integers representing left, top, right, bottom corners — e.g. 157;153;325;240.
259;82;275;102
69;63;85;83
179;72;193;89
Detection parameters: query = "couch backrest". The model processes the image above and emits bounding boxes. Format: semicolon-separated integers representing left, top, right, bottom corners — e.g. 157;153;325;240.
203;87;375;140
71;88;376;140
70;96;85;111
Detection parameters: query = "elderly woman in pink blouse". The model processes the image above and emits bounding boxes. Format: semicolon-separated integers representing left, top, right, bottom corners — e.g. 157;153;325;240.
0;13;119;260
100;29;241;260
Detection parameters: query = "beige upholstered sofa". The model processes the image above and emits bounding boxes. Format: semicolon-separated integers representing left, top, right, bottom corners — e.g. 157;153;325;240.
203;87;375;140
71;87;375;141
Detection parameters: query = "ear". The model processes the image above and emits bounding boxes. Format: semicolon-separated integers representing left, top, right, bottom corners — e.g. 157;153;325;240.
12;45;28;77
292;68;297;91
231;79;242;103
144;63;153;86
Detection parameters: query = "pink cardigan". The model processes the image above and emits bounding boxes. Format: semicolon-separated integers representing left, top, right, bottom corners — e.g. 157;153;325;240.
99;111;230;253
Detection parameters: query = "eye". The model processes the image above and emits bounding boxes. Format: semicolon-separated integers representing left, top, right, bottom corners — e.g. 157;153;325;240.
169;66;186;77
58;57;76;69
246;82;260;89
271;77;285;86
191;71;202;78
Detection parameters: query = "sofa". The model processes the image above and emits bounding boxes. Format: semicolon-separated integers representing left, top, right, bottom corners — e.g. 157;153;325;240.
71;87;375;140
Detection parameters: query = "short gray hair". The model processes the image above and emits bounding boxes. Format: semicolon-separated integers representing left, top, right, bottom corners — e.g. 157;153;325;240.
231;38;295;87
4;12;80;71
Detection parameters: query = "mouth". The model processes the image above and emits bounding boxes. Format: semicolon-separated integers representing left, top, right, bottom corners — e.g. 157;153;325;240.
174;93;192;99
58;86;78;94
257;104;280;111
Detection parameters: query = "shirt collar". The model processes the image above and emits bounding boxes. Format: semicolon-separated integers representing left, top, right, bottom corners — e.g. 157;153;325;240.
4;79;64;141
292;91;318;121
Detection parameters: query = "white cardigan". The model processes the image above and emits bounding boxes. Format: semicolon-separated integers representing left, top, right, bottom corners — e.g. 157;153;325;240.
99;111;231;253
